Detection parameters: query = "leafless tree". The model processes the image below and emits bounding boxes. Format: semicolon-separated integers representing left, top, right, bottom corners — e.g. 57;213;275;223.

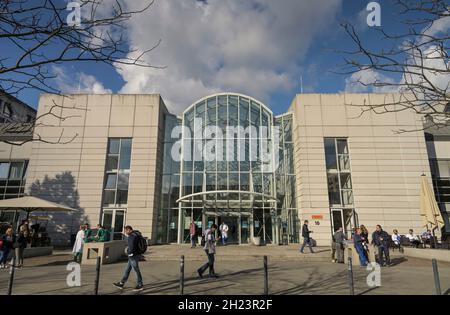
340;0;449;132
0;0;162;144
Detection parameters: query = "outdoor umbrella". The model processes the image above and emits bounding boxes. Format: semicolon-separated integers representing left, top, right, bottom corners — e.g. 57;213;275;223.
0;196;76;223
420;175;445;232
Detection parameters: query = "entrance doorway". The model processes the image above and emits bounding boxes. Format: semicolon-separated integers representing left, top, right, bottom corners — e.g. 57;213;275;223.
218;216;239;244
330;208;358;238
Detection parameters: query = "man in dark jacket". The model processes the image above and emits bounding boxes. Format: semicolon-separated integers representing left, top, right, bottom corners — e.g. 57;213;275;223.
372;225;390;267
300;220;314;254
113;226;144;291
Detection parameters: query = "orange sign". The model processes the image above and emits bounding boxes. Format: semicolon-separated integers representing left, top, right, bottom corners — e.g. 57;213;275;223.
312;215;323;220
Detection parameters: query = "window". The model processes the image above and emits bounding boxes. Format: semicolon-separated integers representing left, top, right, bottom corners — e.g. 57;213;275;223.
324;138;353;207
102;209;126;240
102;138;132;206
2;103;12;118
0;161;28;200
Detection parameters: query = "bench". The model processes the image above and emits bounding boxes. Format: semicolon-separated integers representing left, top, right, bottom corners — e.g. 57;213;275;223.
81;240;127;265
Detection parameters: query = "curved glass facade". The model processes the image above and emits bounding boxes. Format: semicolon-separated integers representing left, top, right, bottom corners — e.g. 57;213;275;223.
158;93;298;245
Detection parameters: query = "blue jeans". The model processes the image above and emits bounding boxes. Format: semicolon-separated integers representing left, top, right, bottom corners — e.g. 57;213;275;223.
300;238;314;253
121;255;143;286
355;244;368;266
221;236;227;245
0;249;10;265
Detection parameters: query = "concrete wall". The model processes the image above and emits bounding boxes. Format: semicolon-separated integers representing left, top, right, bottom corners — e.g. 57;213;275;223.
25;94;167;246
289;93;430;246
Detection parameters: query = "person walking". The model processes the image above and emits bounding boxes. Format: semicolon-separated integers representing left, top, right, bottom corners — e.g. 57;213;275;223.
300;220;314;254
197;224;219;278
15;224;28;268
372;225;391;267
189;221;197;248
354;228;369;267
113;226;144;291
72;225;85;263
0;227;15;269
219;222;229;246
333;227;346;263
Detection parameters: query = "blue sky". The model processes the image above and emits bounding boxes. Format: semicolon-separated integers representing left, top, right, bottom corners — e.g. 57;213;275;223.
1;1;430;115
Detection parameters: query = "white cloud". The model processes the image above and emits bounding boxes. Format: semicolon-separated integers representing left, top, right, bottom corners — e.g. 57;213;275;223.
53;66;112;94
116;0;343;114
345;69;398;93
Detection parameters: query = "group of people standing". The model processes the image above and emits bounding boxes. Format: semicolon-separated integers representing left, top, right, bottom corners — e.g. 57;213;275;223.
330;224;391;267
72;223;111;263
0;220;30;269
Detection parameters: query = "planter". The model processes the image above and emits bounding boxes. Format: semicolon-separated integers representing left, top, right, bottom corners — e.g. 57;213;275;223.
253;236;261;246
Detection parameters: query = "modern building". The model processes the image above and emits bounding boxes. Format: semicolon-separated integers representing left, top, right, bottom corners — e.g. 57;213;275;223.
0;92;447;246
0;91;36;123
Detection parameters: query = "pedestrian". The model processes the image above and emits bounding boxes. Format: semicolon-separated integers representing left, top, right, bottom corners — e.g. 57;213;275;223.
72;225;85;263
300;220;314;254
0;227;15;269
189;221;197;248
219;222;229;246
372;225;391;267
15;224;28;268
113;226;144;291
354;228;368;267
333;227;346;263
197;224;219;278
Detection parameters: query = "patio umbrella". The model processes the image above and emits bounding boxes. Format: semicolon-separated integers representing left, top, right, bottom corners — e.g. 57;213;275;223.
420;175;445;232
0;196;77;221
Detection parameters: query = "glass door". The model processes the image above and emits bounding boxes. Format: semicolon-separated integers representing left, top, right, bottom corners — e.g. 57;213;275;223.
102;209;126;240
331;208;344;233
241;216;250;244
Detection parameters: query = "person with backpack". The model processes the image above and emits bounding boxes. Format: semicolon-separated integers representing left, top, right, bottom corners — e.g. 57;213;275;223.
0;227;15;269
197;224;219;279
113;226;146;291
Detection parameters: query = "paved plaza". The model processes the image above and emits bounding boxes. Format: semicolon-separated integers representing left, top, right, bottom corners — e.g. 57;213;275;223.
0;245;449;295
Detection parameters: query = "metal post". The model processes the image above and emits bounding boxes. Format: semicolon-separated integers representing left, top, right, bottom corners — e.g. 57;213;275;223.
347;257;354;295
94;256;101;295
432;259;442;295
7;257;16;295
263;256;268;295
180;255;185;295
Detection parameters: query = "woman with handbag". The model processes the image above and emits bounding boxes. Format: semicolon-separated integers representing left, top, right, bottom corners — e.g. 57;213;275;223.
0;227;15;269
197;224;219;279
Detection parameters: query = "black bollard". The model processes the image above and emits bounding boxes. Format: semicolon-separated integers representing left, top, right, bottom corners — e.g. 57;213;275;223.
7;257;16;295
94;256;101;295
180;255;185;295
432;259;442;295
347;257;354;295
263;256;268;295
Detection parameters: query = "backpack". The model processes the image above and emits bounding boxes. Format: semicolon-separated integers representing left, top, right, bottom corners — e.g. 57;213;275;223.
134;231;148;255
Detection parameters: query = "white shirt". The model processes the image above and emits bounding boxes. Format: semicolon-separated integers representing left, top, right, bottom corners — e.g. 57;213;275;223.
392;234;401;243
405;233;420;241
72;230;85;254
220;224;229;237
